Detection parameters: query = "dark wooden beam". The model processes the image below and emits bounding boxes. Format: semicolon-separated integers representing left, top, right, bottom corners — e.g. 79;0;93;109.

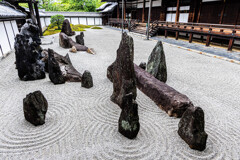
189;33;193;43
219;0;226;24
228;38;234;51
117;1;120;19
176;31;179;40
34;2;42;36
142;0;145;22
165;30;168;38
124;0;126;19
175;0;180;23
197;0;202;23
28;0;37;24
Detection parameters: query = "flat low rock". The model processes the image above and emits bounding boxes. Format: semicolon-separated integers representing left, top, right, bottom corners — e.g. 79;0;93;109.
134;64;192;118
118;93;140;139
146;41;167;83
59;32;94;54
178;106;208;151
23;90;48;126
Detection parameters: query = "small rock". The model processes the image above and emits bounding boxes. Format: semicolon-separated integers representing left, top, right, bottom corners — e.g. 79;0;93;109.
146;41;167;83
23;91;48;126
76;32;84;45
69;46;77;53
118;93;140;139
139;62;146;70
81;70;93;88
178;106;208;151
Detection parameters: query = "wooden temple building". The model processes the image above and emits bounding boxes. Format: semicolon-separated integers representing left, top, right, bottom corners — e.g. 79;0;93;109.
98;0;240;50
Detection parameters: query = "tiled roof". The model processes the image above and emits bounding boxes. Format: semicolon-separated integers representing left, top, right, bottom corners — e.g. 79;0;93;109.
100;2;117;13
39;11;102;17
0;3;26;19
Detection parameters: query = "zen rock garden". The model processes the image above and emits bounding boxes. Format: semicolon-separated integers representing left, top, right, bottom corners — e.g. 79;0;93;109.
5;17;226;159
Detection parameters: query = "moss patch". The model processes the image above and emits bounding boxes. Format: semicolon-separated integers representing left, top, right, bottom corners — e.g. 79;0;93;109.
43;30;61;36
91;26;102;29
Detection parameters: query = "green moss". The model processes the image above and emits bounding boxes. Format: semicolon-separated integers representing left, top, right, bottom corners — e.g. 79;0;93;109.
43;30;61;36
74;24;91;28
91;26;102;29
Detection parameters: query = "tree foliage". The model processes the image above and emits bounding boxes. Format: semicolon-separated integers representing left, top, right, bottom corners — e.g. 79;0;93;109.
38;0;105;12
50;15;65;30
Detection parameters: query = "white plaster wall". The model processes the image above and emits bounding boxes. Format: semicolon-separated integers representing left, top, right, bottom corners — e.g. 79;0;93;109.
11;20;19;36
137;0;162;8
179;13;189;23
95;18;101;25
0;22;11;55
79;18;87;25
4;21;15;49
87;18;95;25
40;18;46;28
71;18;79;25
166;13;176;22
45;17;51;26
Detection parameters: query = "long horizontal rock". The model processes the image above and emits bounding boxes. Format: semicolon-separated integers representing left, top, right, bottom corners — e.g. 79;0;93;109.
134;64;192;118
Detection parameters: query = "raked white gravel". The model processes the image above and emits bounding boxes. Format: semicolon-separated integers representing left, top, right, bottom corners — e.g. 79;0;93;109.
0;27;239;159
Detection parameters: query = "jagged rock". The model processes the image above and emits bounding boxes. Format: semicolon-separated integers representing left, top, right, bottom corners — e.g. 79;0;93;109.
61;19;75;36
107;32;137;107
146;41;167;83
118;93;140;139
59;32;71;48
81;70;93;88
178;106;208;151
69;46;77;53
14;19;45;81
48;49;82;84
139;62;146;70
23;90;48;126
41;49;49;72
76;32;84;45
59;32;95;54
135;64;192;118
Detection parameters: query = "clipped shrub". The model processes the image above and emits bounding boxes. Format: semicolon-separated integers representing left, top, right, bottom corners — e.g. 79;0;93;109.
50;15;65;30
91;26;102;29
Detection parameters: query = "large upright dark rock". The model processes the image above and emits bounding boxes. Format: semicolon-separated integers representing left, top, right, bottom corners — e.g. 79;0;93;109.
23;90;48;126
59;32;95;54
76;32;84;45
48;49;82;84
61;19;75;36
118;93;140;139
107;32;137;107
178;106;208;151
146;41;167;83
81;70;93;88
14;19;45;81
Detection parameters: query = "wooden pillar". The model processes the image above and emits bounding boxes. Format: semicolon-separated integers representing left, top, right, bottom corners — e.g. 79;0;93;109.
206;35;211;46
228;38;234;51
189;33;193;43
142;0;145;22
117;1;120;19
28;0;37;24
124;0;126;19
175;0;180;23
176;31;179;40
219;0;226;24
34;2;42;36
197;0;202;23
165;30;168;38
